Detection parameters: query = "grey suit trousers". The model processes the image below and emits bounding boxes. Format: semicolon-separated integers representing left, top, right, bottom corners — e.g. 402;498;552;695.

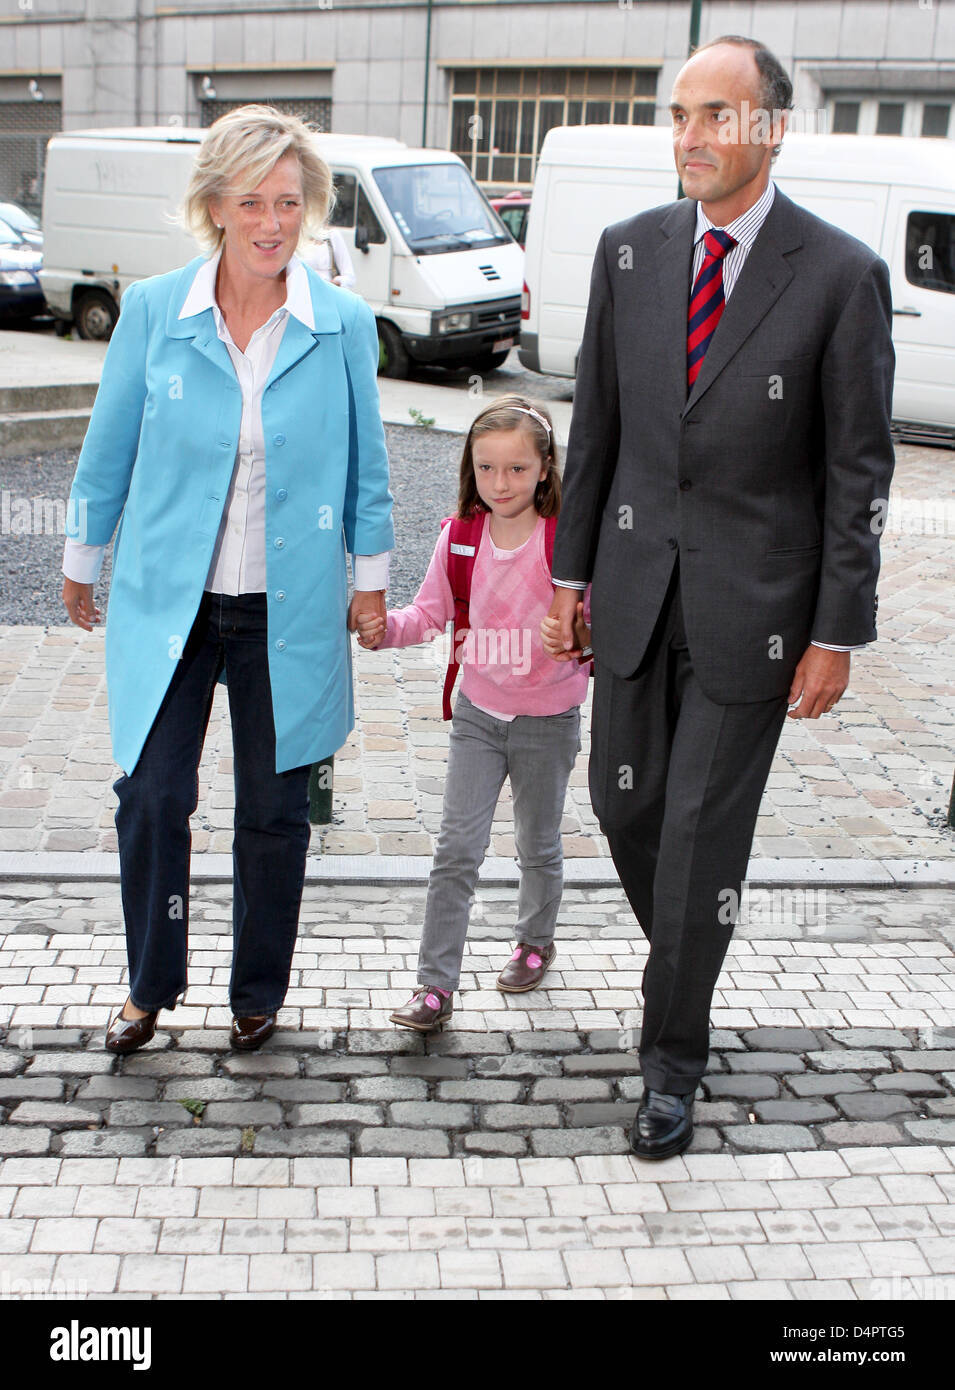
589;567;788;1095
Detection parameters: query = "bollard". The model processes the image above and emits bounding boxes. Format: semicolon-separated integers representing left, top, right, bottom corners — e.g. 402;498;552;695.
308;756;334;825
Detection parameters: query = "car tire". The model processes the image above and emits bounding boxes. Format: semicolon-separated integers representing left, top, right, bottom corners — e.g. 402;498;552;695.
470;349;511;373
377;320;410;379
75;290;118;341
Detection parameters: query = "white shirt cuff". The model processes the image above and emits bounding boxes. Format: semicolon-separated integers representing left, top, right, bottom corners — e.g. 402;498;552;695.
63;540;106;584
353;552;390;591
552;578;587;590
811;641;863;652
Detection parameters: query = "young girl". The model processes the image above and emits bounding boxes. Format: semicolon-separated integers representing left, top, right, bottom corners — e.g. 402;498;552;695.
356;395;591;1032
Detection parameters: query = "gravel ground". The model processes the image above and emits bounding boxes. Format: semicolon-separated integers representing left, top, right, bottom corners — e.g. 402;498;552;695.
0;424;478;625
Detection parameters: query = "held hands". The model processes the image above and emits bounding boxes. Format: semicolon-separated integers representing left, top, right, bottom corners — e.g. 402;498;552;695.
62;579;101;632
787;646;850;719
348;589;387;649
541;592;590;662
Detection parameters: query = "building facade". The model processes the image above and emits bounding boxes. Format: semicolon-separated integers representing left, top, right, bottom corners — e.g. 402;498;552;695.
0;0;953;214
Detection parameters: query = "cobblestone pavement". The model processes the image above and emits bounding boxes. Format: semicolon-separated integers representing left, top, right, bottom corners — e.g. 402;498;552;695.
0;881;954;1298
1;882;953;1163
1;442;953;864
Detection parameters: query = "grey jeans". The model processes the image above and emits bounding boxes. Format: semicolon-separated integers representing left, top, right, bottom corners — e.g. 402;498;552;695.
417;693;582;991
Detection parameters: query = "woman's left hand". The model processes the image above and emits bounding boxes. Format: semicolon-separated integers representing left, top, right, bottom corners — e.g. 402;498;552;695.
63;578;101;631
348;590;386;648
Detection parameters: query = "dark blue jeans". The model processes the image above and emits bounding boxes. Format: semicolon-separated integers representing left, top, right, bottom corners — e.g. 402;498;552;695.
113;592;311;1015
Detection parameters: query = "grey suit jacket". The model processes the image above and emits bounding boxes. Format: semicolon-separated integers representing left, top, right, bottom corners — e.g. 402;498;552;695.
552;187;896;704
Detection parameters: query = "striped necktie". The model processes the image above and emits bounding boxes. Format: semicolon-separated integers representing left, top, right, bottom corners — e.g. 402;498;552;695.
687;228;736;389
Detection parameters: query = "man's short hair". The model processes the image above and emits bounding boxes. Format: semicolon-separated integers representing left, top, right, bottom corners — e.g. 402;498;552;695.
694;34;794;114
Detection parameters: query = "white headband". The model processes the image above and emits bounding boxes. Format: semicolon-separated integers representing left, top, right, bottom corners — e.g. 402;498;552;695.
510;405;552;438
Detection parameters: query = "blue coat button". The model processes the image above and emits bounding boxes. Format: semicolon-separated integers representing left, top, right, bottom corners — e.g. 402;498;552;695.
274;433;286;446
274;537;285;549
275;639;287;651
275;590;287;602
276;488;288;501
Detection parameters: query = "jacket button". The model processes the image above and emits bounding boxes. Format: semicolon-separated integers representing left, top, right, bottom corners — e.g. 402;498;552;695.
667;537;678;549
275;590;287;602
274;537;285;549
274;433;286;446
679;479;692;491
276;488;288;501
275;639;287;651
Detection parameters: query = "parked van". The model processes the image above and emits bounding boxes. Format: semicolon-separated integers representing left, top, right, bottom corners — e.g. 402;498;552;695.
519;125;955;438
39;128;522;375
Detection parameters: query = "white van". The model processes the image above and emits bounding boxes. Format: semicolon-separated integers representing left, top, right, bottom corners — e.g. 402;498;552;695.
519;125;955;438
39;127;523;376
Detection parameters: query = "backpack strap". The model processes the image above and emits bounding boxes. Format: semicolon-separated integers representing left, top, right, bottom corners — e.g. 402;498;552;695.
543;514;557;573
441;512;485;720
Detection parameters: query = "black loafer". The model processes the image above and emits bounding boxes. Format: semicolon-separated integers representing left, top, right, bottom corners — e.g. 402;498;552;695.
105;1003;158;1054
230;1014;277;1051
629;1089;695;1160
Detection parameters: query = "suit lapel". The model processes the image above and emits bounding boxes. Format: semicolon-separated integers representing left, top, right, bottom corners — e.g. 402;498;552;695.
264;313;322;388
682;189;802;415
164;257;237;382
654;200;697;396
163;255;344;387
265;269;345;388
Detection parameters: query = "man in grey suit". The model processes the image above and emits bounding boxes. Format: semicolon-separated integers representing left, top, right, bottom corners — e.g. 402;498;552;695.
546;36;895;1159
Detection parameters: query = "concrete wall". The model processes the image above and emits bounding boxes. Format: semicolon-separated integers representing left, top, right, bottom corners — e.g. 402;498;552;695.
0;1;951;143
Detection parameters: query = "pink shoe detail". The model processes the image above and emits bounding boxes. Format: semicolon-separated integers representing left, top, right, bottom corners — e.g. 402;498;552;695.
526;953;542;970
510;947;523;962
425;993;441;1010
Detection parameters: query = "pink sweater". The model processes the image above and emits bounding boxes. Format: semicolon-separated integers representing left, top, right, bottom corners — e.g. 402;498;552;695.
379;513;591;718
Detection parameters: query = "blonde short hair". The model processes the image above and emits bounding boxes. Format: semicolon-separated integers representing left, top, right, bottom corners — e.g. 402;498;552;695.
182;104;335;253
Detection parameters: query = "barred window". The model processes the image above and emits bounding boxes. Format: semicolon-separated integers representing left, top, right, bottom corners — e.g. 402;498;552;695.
827;95;954;139
0;100;62;218
200;97;332;131
922;104;951;138
449;68;658;186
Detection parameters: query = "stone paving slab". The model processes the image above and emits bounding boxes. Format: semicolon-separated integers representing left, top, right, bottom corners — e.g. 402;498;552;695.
0;1148;953;1300
0;883;952;1164
1;879;952;1299
1;443;953;863
4;850;951;888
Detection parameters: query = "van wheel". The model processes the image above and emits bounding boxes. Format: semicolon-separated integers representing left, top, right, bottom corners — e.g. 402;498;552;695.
377;321;410;379
471;349;510;372
75;290;118;341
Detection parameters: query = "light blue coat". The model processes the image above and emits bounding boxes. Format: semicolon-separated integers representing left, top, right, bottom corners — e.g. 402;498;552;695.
67;255;394;775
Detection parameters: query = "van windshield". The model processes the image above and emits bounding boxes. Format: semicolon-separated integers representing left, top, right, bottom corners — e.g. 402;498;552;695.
372;163;509;254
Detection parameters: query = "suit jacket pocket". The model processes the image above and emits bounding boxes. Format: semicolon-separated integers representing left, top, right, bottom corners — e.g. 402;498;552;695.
738;354;816;380
766;542;822;557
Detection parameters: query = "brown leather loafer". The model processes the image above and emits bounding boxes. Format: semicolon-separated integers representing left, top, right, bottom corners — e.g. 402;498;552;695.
105;1002;158;1054
230;1014;277;1051
389;985;453;1033
496;941;556;993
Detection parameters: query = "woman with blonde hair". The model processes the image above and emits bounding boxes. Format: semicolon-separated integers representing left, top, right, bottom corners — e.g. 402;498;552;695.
62;104;393;1054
